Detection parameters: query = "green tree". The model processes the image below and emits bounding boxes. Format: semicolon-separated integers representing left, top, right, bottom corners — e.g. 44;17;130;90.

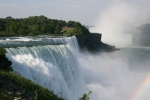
0;19;6;31
0;16;90;36
79;91;92;100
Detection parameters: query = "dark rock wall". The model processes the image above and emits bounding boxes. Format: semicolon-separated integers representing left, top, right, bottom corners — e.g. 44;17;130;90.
76;33;116;52
0;48;12;71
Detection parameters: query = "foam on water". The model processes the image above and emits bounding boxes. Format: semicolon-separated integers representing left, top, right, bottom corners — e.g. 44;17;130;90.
4;36;150;100
5;36;85;100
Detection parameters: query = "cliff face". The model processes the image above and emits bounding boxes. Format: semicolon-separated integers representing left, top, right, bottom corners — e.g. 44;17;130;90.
76;33;116;52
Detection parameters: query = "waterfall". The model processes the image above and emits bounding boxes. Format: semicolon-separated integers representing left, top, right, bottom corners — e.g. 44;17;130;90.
5;36;85;100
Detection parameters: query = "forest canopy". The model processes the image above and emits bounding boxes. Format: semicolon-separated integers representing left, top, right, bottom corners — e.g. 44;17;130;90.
0;15;90;36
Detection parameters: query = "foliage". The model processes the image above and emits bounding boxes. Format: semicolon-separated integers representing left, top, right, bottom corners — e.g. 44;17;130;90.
78;91;92;100
62;27;79;36
0;15;90;36
0;48;6;56
0;91;11;100
0;71;64;100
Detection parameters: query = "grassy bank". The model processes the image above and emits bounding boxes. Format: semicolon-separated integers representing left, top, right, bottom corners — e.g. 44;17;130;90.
0;71;64;100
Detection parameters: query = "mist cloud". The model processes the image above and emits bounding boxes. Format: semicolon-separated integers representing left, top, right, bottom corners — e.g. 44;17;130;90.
90;0;150;47
78;51;148;100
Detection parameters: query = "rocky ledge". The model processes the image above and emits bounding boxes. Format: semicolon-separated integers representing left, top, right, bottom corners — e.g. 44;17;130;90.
76;33;117;52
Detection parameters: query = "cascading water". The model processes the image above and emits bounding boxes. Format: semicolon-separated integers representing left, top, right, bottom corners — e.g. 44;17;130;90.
5;36;86;100
3;36;150;100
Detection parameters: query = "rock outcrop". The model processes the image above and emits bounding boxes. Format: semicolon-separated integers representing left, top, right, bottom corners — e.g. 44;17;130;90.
0;48;12;71
76;33;116;52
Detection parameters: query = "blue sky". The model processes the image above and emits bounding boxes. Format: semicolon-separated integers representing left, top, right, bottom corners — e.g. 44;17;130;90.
0;0;112;25
0;0;150;25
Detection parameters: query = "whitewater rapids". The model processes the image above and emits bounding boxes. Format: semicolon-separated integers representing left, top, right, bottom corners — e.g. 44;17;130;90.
4;36;150;100
5;36;86;100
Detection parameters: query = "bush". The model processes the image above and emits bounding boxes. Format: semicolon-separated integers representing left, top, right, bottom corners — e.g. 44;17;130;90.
79;91;92;100
0;71;64;100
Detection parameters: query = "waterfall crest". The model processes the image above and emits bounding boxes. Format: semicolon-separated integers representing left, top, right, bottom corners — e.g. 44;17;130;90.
5;36;85;100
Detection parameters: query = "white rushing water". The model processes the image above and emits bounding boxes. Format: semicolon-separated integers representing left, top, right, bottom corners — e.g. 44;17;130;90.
0;36;73;48
5;36;86;100
78;50;149;100
4;36;150;100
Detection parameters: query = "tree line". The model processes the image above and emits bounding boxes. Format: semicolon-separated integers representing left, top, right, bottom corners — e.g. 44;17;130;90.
0;15;90;37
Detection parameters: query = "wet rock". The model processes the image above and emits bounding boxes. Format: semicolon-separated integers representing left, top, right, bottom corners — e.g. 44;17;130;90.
76;33;117;53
